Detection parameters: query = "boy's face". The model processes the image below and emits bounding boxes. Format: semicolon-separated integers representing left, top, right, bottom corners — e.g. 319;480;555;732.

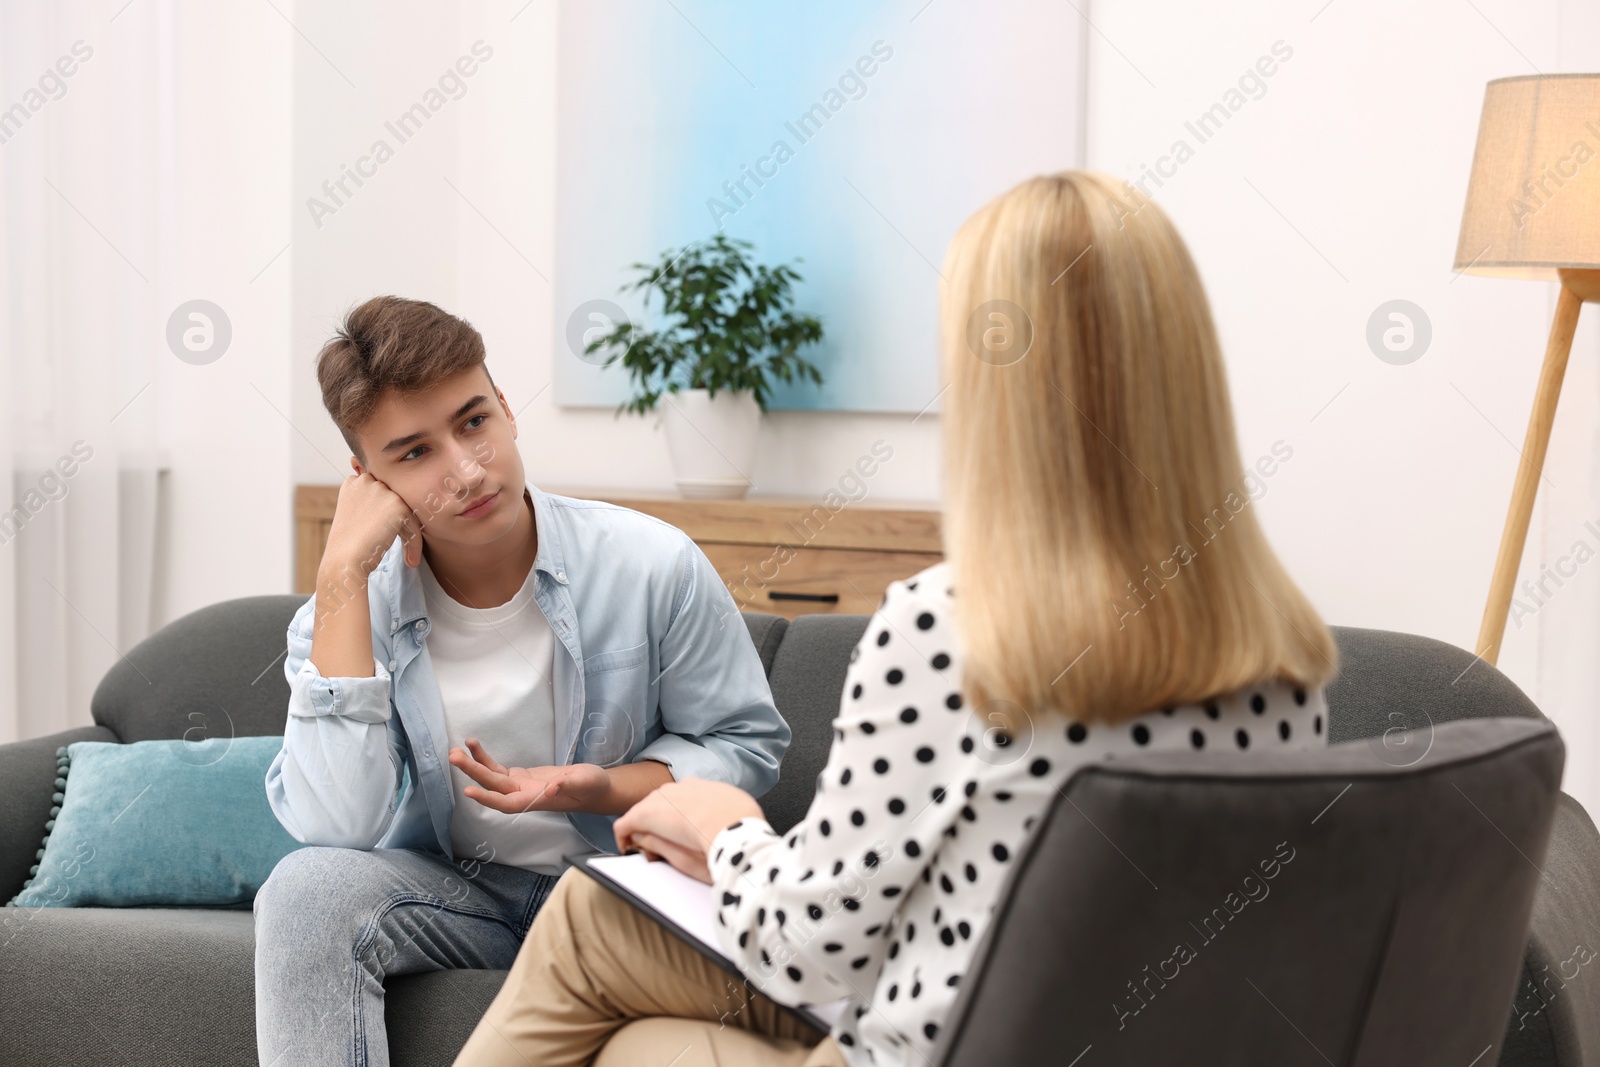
351;365;526;545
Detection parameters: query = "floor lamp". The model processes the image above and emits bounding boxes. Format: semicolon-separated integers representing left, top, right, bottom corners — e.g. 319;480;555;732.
1456;74;1600;666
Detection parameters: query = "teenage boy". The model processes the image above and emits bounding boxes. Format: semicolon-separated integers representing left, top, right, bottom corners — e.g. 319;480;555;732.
253;295;791;1067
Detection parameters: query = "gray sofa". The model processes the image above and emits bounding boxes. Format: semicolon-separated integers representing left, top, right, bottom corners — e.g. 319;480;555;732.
1;595;1597;1066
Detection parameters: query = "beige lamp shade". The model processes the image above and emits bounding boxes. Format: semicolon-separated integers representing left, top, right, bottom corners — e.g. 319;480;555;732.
1455;74;1600;279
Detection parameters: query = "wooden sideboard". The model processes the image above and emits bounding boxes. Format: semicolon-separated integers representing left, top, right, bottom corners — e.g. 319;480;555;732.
294;484;943;620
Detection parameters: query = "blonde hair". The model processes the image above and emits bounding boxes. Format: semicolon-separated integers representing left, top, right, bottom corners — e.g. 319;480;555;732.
939;171;1337;727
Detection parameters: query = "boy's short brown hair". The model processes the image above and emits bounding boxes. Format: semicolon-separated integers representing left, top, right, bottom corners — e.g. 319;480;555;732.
315;295;497;465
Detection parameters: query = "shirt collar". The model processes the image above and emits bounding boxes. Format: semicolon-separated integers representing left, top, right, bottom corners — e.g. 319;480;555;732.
387;477;567;635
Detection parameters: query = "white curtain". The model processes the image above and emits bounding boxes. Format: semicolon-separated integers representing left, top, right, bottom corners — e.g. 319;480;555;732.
0;1;166;745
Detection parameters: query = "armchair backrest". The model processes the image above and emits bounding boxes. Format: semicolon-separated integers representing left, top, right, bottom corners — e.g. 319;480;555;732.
931;716;1564;1066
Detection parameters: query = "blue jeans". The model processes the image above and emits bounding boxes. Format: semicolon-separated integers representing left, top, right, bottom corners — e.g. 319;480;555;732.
252;845;559;1067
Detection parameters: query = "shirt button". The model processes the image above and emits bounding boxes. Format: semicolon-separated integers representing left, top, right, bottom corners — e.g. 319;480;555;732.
388;660;398;672
557;570;566;582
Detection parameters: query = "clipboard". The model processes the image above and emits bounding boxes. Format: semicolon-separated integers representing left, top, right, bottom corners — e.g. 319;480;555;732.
568;850;851;1034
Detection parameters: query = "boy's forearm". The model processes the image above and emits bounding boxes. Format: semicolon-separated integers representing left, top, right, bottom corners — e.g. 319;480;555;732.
599;758;675;815
310;558;376;679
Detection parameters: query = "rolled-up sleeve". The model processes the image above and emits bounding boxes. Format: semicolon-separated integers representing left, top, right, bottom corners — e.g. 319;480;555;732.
264;595;408;850
635;534;790;796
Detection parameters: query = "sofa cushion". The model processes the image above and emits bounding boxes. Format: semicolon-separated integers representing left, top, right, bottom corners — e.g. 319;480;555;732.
8;737;305;909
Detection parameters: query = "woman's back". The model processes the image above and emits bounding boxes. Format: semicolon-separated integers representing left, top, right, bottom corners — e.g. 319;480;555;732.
710;559;1329;1066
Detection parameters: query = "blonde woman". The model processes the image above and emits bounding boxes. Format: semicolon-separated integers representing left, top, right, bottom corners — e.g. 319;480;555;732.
449;170;1340;1067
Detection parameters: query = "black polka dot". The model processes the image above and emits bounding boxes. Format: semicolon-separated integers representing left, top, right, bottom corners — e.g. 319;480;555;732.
888;797;905;814
960;737;974;753
1251;693;1266;714
729;851;743;866
1314;714;1323;734
874;757;891;774
905;840;921;857
1131;724;1150;745
995;790;1012;801
964;780;977;797
888;983;899;1001
832;860;844;875
819;819;831;836
932;653;950;669
861;722;876;734
1235;729;1250;749
1067;723;1087;743
939;873;954;893
862;849;878;867
851;809;865;827
916;746;935;763
739;931;749;947
1029;757;1051;776
824;941;843;952
851;684;863;700
876;629;890;646
964;863;978;882
947;974;961;987
883;885;902;897
787;965;803;981
917;612;935;630
958;920;971;938
925;1023;939;1040
992;843;1009;862
940;926;955;945
886;669;904;685
851;957;869;969
900;706;919;724
1278;720;1291;741
1204;701;1220;719
1295;687;1308;705
1190;729;1206;749
840;767;853;785
946;693;963;710
930;786;946;803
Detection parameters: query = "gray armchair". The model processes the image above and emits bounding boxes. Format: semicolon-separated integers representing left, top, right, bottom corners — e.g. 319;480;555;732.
934;715;1564;1065
0;597;1594;1066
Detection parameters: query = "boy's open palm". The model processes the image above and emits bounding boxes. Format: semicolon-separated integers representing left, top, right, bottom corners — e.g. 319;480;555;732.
448;738;611;813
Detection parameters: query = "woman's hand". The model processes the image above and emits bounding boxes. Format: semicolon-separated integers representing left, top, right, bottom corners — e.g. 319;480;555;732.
612;779;764;884
448;738;614;813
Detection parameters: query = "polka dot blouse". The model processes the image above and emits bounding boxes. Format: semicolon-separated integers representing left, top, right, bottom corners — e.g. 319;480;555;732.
708;560;1330;1067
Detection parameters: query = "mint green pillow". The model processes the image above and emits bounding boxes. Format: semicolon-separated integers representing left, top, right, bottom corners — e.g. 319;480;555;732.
4;736;307;909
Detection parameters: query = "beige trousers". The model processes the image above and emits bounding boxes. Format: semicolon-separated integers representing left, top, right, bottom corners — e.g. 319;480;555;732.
452;866;851;1067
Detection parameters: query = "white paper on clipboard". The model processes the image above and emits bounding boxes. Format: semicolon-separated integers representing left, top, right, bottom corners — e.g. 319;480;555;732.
579;852;852;1029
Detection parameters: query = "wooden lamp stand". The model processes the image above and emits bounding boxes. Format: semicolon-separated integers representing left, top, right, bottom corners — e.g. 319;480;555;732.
1476;268;1600;665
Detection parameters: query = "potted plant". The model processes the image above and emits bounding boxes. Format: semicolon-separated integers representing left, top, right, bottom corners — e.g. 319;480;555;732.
585;233;825;499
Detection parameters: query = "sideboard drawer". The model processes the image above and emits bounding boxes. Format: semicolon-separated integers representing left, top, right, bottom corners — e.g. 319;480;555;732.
700;543;941;618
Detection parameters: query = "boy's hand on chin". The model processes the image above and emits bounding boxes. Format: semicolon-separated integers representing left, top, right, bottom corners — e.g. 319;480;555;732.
448;738;613;814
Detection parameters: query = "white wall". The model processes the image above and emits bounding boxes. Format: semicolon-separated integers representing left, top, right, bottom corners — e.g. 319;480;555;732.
138;0;1598;813
157;1;293;627
1086;0;1600;812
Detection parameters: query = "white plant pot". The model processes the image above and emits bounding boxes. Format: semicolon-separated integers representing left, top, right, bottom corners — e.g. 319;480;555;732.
660;388;761;499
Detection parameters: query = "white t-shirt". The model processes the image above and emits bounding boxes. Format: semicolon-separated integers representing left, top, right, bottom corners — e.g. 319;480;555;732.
708;559;1330;1067
419;555;600;876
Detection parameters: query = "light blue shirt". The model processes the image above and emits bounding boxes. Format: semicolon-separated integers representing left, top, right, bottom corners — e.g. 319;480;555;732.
265;481;791;863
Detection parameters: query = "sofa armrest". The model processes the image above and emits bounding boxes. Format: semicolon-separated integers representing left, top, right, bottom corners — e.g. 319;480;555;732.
1499;791;1600;1066
0;726;119;904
